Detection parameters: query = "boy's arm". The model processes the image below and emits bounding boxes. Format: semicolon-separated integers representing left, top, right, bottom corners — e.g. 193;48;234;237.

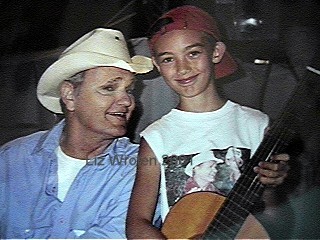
126;138;165;239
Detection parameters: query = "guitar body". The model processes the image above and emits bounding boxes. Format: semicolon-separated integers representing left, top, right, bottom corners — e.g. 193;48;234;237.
161;191;269;239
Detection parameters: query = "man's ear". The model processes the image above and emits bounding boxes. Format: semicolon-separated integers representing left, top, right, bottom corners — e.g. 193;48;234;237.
60;81;76;112
152;57;161;73
212;42;226;64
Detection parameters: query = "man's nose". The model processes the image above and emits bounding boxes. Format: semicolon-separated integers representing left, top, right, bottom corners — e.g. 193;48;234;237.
117;92;133;107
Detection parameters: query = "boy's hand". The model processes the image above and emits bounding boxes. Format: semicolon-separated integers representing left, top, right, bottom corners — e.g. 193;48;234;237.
254;153;290;186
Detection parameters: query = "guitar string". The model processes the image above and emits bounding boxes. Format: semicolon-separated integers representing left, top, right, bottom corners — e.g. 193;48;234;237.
204;128;294;238
230;130;292;213
236;129;292;203
190;79;311;239
204;79;311;238
204;136;287;238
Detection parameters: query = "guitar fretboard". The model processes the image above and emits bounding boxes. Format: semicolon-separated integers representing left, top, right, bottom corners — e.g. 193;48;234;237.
202;76;313;239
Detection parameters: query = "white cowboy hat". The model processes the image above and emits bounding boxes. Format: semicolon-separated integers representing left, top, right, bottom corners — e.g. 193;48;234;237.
37;28;153;113
185;151;224;177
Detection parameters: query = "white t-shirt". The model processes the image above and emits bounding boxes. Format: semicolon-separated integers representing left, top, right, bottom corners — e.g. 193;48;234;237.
56;146;87;201
141;100;269;220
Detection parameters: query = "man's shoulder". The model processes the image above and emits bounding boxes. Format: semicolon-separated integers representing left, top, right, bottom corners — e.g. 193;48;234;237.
0;130;47;153
115;137;139;154
0;121;64;155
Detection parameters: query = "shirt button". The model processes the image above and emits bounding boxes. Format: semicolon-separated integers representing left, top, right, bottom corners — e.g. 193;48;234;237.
24;229;32;238
59;217;64;224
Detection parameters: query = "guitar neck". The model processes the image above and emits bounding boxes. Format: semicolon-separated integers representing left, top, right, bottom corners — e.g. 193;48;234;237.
202;72;319;239
212;82;309;239
204;125;295;239
197;65;320;239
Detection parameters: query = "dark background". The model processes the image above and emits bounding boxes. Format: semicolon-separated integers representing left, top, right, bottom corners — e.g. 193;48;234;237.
1;0;319;58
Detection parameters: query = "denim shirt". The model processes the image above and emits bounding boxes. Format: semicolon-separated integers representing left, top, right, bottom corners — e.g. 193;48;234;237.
0;120;138;239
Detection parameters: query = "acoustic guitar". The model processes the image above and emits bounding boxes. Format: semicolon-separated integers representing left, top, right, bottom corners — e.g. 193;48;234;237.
161;191;269;239
161;120;294;239
161;72;318;239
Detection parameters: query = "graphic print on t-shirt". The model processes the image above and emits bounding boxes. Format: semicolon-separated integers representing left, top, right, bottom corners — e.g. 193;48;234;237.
163;146;251;207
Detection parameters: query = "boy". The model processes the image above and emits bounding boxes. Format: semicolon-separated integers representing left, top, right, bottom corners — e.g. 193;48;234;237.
126;5;289;239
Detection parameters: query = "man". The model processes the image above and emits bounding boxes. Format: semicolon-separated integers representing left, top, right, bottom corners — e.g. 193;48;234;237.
0;28;153;239
126;5;290;239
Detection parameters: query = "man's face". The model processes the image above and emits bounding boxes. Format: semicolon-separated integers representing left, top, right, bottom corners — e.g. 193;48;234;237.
66;66;136;140
152;29;216;98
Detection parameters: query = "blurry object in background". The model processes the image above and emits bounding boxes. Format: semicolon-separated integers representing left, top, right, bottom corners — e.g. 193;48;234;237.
235;17;262;34
234;0;264;35
280;0;320;80
0;0;69;54
215;0;280;41
307;66;320;76
0;48;63;145
213;0;285;65
215;0;235;3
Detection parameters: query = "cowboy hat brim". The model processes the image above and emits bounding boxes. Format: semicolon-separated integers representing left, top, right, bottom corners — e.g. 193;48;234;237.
37;51;153;114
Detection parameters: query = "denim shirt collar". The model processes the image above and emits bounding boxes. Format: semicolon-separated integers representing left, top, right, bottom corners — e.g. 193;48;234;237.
32;119;136;194
33;119;65;155
33;119;133;157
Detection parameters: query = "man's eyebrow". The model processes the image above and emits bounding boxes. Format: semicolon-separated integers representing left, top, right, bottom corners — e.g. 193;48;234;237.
106;77;121;84
106;77;136;85
106;77;128;83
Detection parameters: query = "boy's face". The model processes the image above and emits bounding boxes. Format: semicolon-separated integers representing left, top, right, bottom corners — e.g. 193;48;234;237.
152;29;225;98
